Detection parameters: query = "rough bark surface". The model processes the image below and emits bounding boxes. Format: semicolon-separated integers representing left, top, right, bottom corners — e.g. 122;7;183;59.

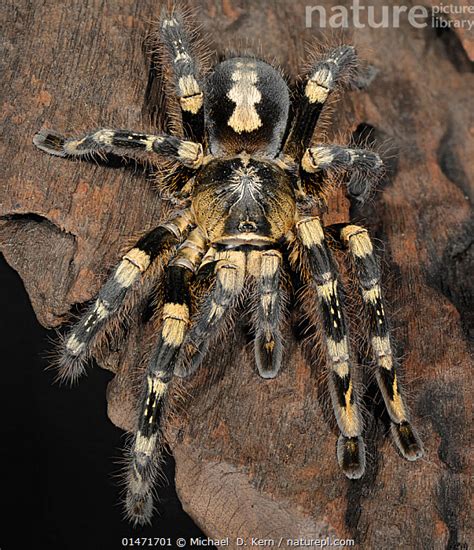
1;1;472;548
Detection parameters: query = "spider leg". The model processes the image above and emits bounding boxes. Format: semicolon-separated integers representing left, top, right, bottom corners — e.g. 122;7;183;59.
160;11;205;141
295;216;365;478
341;224;424;461
125;263;193;525
253;250;284;379
58;209;194;383
124;230;213;525
33;128;203;169
283;45;357;159
302;144;384;202
175;248;246;378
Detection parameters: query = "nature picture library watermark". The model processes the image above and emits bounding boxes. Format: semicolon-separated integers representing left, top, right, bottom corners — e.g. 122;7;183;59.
305;1;474;30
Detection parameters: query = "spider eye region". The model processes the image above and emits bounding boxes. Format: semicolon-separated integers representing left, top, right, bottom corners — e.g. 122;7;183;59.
206;57;290;156
238;220;257;233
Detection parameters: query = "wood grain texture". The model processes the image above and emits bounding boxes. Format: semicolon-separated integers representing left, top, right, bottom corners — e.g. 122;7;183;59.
1;0;472;547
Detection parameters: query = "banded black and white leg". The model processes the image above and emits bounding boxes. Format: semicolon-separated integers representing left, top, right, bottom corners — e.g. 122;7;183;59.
302;144;384;202
160;10;205;141
125;226;208;524
283;45;357;160
58;210;194;383
125;262;193;525
341;224;423;461
253;250;285;379
296;216;365;478
33;128;203;169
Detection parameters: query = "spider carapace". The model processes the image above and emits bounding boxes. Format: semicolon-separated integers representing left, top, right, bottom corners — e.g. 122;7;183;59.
33;8;423;525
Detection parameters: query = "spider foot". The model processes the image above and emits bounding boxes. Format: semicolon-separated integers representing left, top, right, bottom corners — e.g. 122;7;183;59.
33;129;67;156
125;489;154;526
391;421;424;461
54;325;95;384
255;334;283;379
124;459;156;526
337;435;366;479
54;349;88;385
347;174;374;203
174;340;209;378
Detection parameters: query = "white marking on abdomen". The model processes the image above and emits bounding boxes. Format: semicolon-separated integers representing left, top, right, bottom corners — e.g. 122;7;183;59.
227;64;262;133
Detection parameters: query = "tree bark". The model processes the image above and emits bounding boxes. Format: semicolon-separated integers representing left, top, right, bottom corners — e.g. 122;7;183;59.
1;1;472;548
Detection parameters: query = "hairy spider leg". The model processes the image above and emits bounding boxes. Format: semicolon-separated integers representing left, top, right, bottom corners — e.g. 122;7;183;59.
302;144;384;202
125;227;207;524
296;217;366;479
125;263;193;526
57;210;194;384
254;250;285;378
283;45;357;159
33;128;203;169
341;225;424;461
160;11;205;142
174;248;247;378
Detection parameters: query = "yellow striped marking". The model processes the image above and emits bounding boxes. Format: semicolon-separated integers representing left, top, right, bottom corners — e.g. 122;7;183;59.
207;301;225;323
135;431;158;456
94;129;114;145
146;375;167;404
216;251;246;291
123;248;151;272
361;285;381;303
339;381;361;436
180;93;203;114
379;355;393;370
316;278;338;300
296;217;325;247
178;75;201;98
142;136;158;152
341;225;373;257
177;141;203;168
162;18;178;28
161;303;189;346
114;248;151;288
389;373;407;421
337;388;361;437
261;293;275;316
301;147;335;173
227;65;262;133
372;335;391;357
114;260;140;288
264;340;275;352
66;334;85;355
162;302;189;321
94;299;108;320
260;251;281;278
327;336;350;371
305;80;329;104
345;380;353;409
83;299;109;332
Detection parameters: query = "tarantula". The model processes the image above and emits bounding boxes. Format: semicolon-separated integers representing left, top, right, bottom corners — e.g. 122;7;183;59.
33;8;423;525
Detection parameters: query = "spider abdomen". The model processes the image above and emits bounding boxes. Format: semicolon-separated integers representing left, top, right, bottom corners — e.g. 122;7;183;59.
205;57;290;156
192;156;296;246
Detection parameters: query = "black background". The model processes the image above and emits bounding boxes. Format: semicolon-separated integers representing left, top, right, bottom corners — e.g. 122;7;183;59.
0;254;208;550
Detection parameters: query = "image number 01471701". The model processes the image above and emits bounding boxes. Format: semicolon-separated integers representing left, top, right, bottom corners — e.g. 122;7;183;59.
32;6;423;526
